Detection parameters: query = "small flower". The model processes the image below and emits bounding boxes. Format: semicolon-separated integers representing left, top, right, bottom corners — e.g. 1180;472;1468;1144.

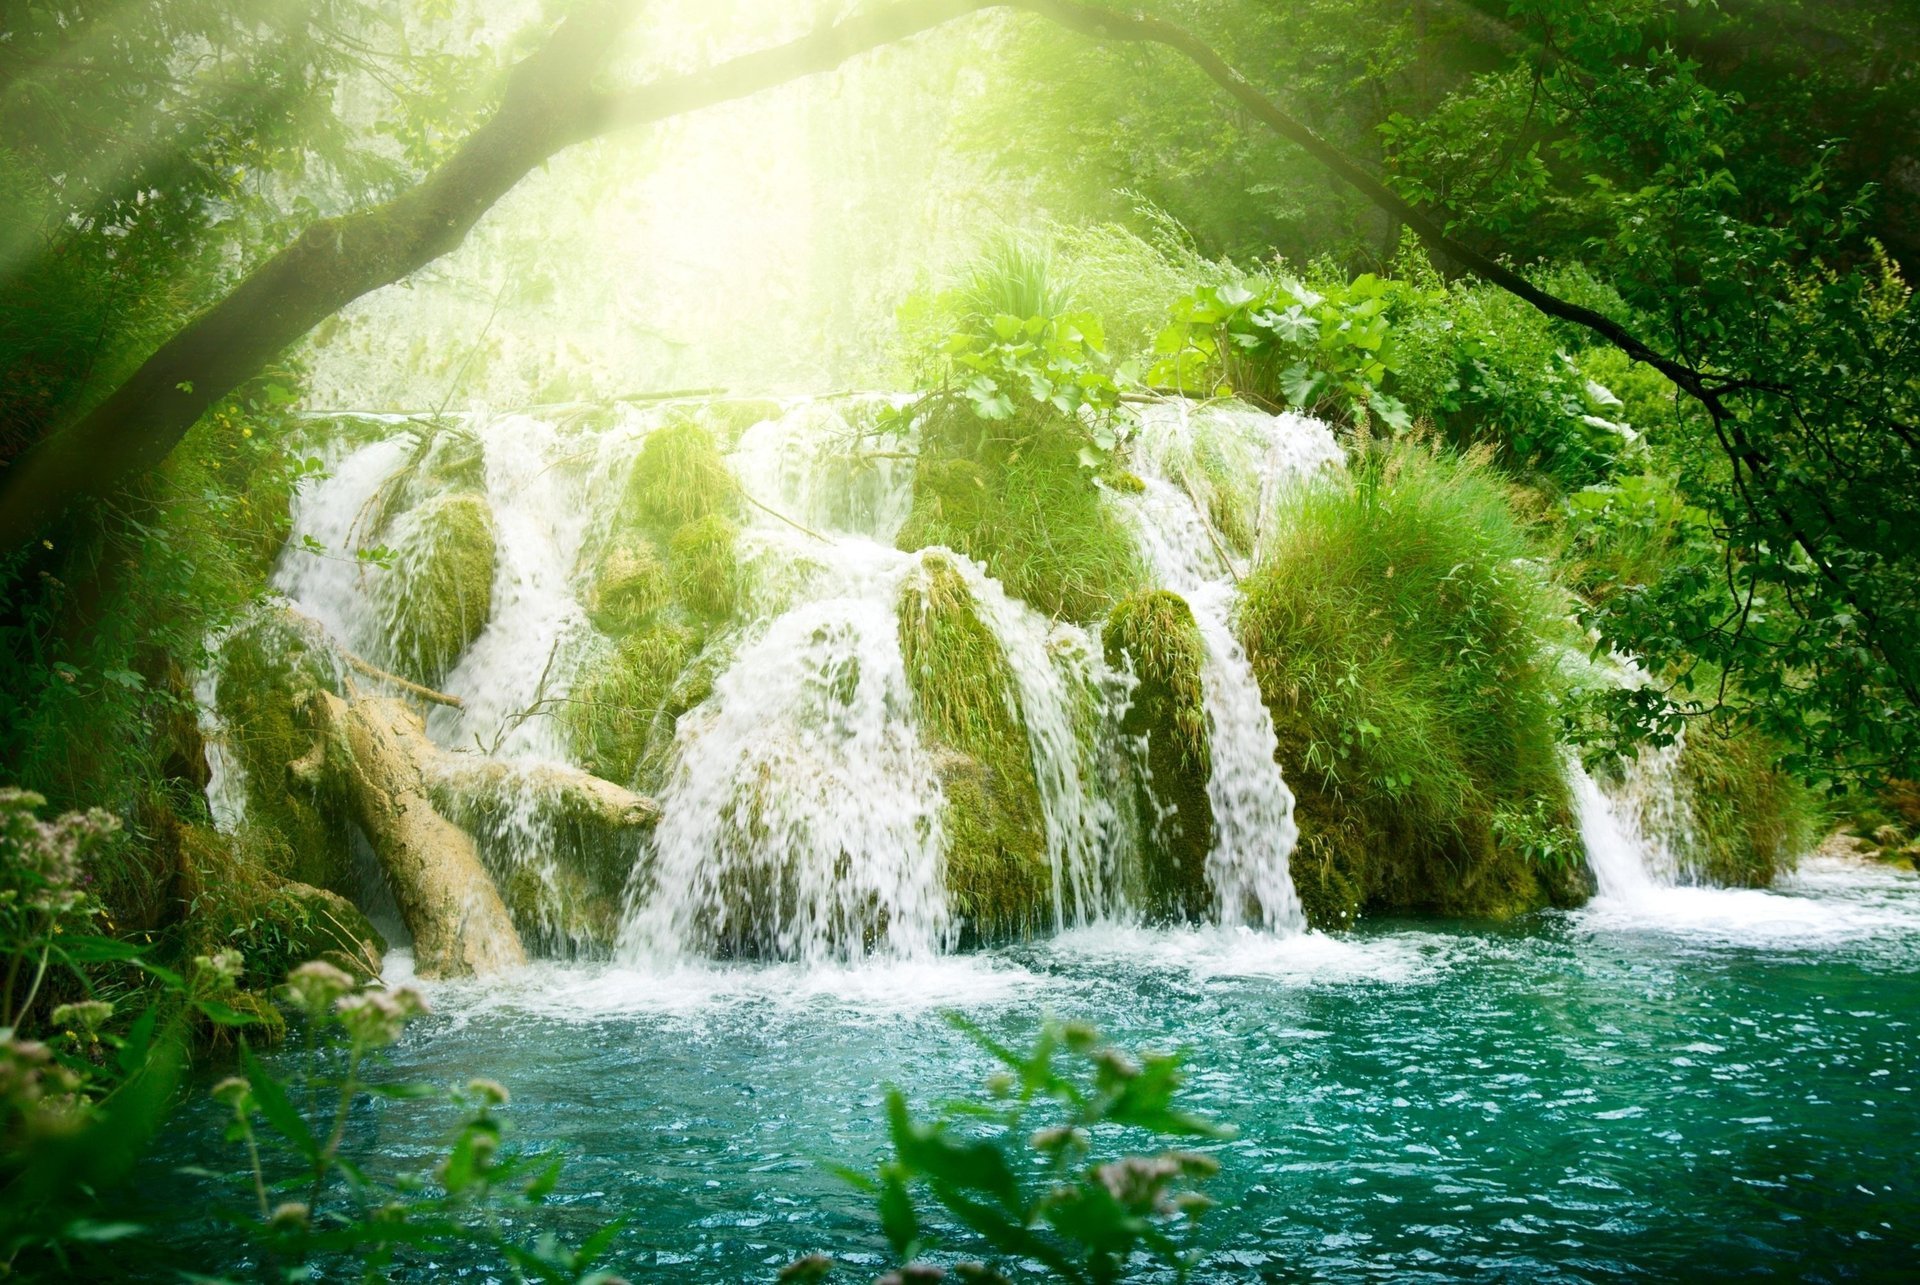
282;960;355;1016
467;1078;509;1108
777;1253;832;1283
50;999;113;1031
335;990;408;1048
268;1201;310;1231
1029;1125;1088;1153
1061;1020;1099;1052
211;1076;251;1108
194;948;244;991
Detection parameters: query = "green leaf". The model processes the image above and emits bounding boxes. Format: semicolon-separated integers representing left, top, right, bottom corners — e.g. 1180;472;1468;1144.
242;1043;319;1163
878;1163;921;1257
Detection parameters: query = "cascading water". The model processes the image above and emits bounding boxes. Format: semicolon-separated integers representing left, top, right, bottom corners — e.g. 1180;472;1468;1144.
1118;401;1344;931
205;394;1359;963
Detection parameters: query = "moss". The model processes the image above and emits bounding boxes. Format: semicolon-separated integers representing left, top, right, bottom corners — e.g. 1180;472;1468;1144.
215;615;354;894
1239;441;1579;928
1105;591;1213;919
383;492;496;688
586;536;669;634
624;418;737;530
1677;729;1821;886
562;621;699;787
496;860;619;956
897;400;1143;621
897;554;1052;941
669;514;742;620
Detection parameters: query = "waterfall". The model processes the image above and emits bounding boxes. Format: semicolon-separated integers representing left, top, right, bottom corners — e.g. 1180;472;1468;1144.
1119;401;1343;931
211;394;1355;963
1570;740;1693;901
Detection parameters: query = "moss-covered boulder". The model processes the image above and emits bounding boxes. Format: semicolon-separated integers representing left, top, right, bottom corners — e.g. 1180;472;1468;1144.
277;881;387;981
215;614;354;894
1104;590;1213;920
563;621;699;787
624;418;737;530
1676;729;1820;886
383;492;496;687
1239;442;1585;929
669;514;742;620
898;554;1051;941
586;536;669;634
897;401;1143;621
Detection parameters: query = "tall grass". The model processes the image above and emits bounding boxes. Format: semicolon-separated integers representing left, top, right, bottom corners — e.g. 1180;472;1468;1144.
1239;439;1584;925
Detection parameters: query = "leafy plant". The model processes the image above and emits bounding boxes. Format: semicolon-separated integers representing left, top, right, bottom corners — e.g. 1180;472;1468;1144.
203;960;627;1284
800;1017;1230;1285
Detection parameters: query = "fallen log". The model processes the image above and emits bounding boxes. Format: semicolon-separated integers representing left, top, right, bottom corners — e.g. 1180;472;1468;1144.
292;689;525;978
289;686;660;977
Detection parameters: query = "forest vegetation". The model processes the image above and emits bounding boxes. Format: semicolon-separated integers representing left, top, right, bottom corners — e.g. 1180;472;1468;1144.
2;0;1917;1280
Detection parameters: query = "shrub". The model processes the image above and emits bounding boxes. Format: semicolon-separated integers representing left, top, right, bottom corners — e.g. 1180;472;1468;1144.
1239;440;1586;927
668;514;742;621
584;536;668;634
1676;726;1823;886
562;622;699;788
623;417;737;530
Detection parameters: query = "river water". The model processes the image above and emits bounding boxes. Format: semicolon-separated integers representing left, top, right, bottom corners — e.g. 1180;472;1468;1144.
138;854;1920;1282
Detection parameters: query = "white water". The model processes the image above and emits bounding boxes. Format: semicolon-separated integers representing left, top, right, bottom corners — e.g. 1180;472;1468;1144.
210;395;1464;962
1120;401;1342;931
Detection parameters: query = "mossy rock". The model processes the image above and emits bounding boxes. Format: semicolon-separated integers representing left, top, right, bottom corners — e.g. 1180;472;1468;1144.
277;881;387;981
1105;590;1213;920
897;401;1143;621
669;514;742;620
897;554;1051;941
497;860;619;956
215;615;353;894
1677;729;1820;886
563;621;699;787
586;536;669;634
624;419;737;530
383;492;496;688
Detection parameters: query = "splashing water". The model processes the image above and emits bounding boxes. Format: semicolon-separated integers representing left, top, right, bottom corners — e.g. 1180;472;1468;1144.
216;395;1365;960
1121;401;1341;930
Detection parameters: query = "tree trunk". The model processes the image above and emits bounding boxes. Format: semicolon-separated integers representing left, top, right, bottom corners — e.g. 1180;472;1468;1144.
294;690;526;979
291;686;659;977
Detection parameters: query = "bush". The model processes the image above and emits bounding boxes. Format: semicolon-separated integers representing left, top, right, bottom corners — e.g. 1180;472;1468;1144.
562;622;699;788
668;514;742;620
897;401;1143;621
1239;440;1586;928
622;418;737;530
1676;726;1823;886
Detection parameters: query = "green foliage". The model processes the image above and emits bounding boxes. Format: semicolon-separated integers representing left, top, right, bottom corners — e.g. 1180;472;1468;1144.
897;556;1051;943
668;515;742;621
623;419;738;531
381;492;496;689
1150;272;1425;431
814;1017;1228;1285
562;623;699;789
215;613;353;895
1676;727;1823;888
203;962;625;1283
1238;441;1585;927
584;537;669;635
897;400;1144;623
1104;592;1213;920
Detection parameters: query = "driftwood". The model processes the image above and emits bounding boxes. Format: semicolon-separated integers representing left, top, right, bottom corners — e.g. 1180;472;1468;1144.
289;686;658;977
279;605;465;709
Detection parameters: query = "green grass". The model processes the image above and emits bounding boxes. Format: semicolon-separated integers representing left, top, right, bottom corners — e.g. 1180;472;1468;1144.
1238;439;1586;928
897;401;1144;621
562;621;699;789
897;552;1052;942
623;418;738;531
382;492;496;688
585;536;669;634
669;514;742;621
1105;590;1213;919
1677;726;1823;886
